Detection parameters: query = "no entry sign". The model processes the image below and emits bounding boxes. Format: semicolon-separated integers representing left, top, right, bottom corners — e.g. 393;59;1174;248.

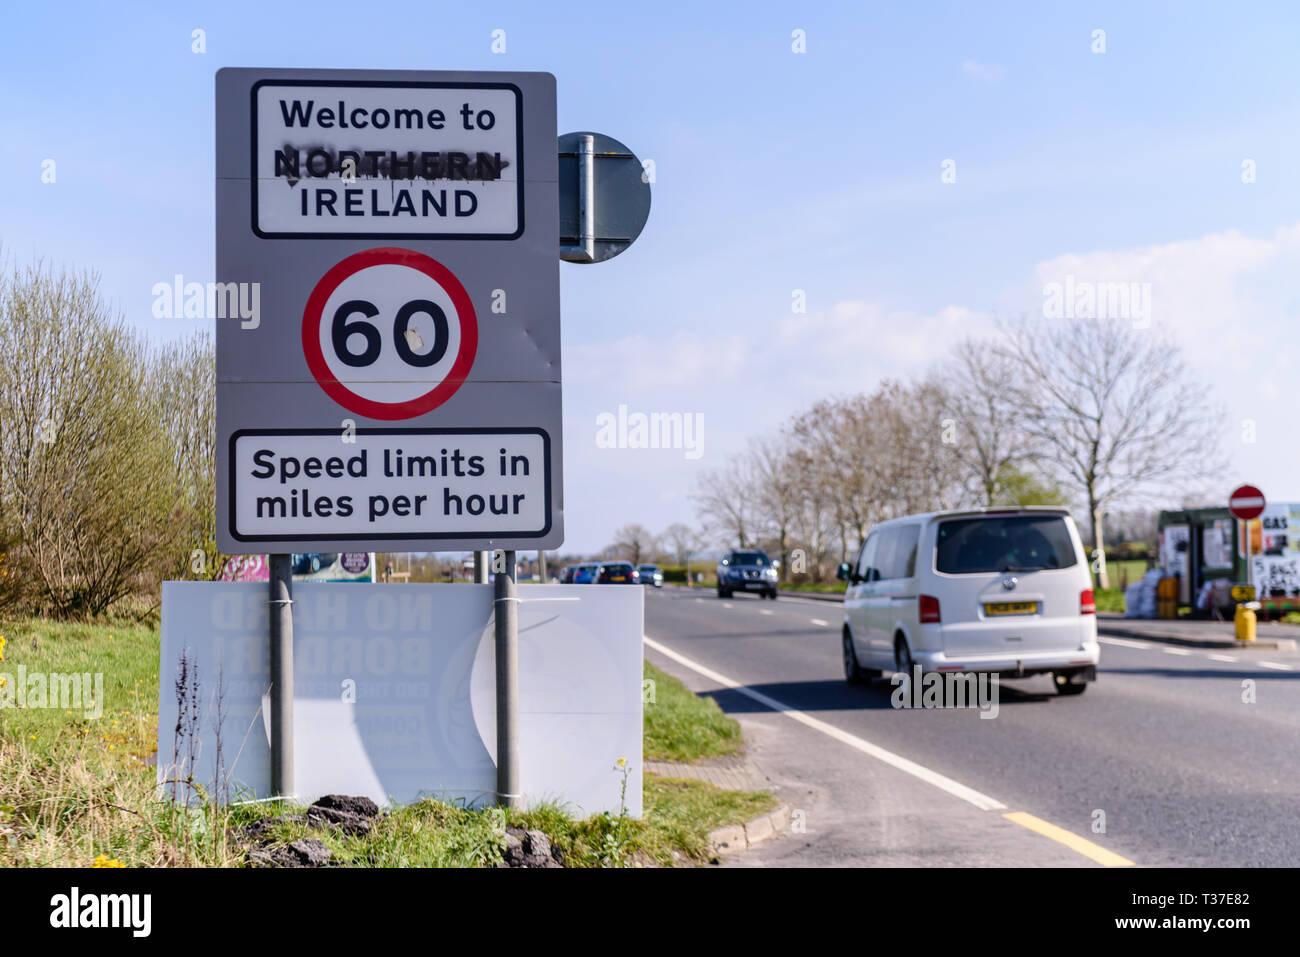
1229;484;1266;521
215;69;562;552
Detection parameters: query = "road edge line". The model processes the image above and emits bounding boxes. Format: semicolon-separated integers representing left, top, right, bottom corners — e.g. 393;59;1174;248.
643;634;1007;812
1002;811;1135;867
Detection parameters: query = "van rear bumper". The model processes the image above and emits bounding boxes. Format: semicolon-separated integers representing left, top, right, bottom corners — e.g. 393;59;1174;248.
911;644;1100;679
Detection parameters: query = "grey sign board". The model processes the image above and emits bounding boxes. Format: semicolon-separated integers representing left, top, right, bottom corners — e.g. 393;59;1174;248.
215;68;562;553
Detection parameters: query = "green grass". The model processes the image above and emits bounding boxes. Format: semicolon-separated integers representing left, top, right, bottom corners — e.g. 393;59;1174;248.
0;618;774;867
1093;587;1126;614
643;661;743;762
0;618;158;764
782;581;846;594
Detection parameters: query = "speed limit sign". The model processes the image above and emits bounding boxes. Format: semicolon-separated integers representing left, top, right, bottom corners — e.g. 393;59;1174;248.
216;68;563;552
301;248;478;420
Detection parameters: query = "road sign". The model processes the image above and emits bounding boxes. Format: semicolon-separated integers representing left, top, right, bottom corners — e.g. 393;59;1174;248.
1229;484;1266;521
558;131;651;263
215;69;562;553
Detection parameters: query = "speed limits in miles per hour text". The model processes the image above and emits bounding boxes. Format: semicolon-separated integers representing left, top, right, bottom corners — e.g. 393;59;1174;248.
229;430;552;544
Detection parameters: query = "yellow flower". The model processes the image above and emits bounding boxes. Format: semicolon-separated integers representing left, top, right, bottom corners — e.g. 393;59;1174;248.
616;757;627;769
91;854;125;868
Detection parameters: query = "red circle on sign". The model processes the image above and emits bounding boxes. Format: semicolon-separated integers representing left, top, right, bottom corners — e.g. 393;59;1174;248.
1228;484;1266;521
301;247;478;420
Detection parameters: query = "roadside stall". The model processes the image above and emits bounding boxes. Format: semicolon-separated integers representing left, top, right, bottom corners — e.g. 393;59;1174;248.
1156;503;1300;619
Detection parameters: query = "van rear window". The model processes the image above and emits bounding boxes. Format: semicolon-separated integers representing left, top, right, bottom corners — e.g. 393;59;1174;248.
935;515;1077;574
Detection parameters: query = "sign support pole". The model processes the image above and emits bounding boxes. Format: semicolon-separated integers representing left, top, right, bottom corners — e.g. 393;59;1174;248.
268;553;294;798
494;549;520;808
1244;521;1252;594
474;550;489;584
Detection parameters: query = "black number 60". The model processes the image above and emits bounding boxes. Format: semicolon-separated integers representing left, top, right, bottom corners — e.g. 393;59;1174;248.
331;298;449;368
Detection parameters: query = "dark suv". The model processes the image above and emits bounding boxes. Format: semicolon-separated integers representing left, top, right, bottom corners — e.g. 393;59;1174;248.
716;549;778;599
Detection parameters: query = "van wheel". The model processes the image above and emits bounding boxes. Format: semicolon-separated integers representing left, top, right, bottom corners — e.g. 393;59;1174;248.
843;632;874;685
717;587;730;599
894;637;916;678
1053;673;1088;696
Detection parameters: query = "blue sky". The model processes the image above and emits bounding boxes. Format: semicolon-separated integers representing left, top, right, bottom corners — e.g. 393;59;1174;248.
4;1;1300;553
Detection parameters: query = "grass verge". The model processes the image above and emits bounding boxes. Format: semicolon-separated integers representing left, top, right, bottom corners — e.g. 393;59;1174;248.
0;618;774;867
643;661;742;762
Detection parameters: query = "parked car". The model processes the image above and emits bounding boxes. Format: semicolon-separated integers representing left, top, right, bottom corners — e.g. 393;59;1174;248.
716;549;778;599
638;564;664;587
572;562;600;584
836;507;1099;694
596;561;640;584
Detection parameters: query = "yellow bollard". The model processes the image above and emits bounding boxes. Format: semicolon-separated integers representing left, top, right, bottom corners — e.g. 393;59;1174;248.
1235;603;1257;642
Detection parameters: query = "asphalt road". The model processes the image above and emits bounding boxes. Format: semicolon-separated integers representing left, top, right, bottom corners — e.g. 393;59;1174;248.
644;586;1300;867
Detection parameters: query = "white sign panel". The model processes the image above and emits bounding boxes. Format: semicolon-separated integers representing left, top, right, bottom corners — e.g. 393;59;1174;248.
1253;554;1300;596
229;429;551;547
253;81;522;238
159;582;643;815
216;68;562;552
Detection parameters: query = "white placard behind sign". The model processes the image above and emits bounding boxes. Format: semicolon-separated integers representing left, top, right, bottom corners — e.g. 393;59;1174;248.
158;582;643;816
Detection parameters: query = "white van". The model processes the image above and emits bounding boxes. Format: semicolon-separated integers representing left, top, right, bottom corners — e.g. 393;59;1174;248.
836;507;1099;695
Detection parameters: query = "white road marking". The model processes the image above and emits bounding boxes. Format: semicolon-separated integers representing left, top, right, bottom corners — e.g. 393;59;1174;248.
1163;647;1192;656
776;594;847;607
643;634;1007;812
1259;661;1291;670
722;602;733;609
760;609;774;616
1208;654;1238;662
810;618;830;627
1098;636;1155;650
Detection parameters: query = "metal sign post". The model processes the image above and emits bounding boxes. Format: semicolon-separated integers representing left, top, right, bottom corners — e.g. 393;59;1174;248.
268;553;294;797
1229;484;1266;596
494;550;519;808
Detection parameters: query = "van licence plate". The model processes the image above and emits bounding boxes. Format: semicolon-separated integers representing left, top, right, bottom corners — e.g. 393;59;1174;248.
984;601;1039;616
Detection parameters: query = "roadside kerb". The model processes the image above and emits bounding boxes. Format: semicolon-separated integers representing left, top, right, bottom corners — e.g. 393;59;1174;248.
707;803;792;856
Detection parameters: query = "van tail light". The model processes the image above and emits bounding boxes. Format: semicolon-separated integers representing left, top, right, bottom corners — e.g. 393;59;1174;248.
1080;588;1096;615
919;594;941;623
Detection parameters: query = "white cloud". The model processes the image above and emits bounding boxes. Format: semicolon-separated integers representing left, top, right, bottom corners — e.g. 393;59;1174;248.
961;59;1005;81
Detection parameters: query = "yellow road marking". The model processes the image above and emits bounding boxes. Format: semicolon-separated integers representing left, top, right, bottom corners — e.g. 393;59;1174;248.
1003;811;1135;867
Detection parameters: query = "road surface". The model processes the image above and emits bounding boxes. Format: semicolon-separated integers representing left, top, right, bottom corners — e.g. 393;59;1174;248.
644;587;1300;867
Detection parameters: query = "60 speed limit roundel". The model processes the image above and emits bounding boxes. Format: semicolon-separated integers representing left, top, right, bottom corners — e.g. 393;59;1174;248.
302;247;478;420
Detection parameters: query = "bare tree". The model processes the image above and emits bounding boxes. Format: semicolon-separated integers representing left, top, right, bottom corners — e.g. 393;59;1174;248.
997;317;1225;587
661;522;700;565
151;333;220;581
610;523;657;566
945;339;1040;505
0;263;186;617
692;456;760;549
747;434;802;581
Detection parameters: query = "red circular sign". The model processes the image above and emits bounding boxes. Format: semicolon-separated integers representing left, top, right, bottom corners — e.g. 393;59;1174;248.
1229;484;1266;521
301;247;478;421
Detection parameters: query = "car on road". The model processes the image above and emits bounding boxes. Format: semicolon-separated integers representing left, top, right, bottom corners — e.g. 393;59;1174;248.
717;549;778;599
836;507;1099;695
572;562;600;584
638;564;664;587
596;561;640;584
